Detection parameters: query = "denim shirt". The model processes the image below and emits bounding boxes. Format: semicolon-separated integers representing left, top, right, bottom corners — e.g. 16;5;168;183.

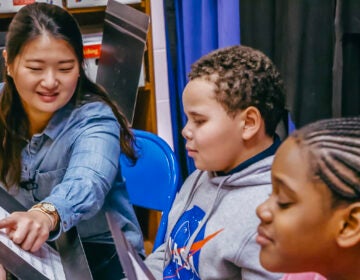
4;98;144;253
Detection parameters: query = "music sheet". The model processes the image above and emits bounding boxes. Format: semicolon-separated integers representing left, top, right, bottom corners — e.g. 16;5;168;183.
0;206;66;280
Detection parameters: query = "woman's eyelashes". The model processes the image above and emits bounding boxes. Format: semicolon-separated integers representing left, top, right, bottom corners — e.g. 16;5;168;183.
26;66;42;71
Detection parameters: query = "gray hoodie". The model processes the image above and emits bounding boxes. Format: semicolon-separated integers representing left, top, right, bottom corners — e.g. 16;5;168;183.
145;155;283;280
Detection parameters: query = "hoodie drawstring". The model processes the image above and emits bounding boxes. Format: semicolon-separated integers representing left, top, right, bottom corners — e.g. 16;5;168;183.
181;176;229;259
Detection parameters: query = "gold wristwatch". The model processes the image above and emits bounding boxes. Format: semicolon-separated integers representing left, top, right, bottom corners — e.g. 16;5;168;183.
29;202;60;231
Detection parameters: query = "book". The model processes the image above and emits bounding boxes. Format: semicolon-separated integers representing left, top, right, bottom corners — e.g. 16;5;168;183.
83;32;103;83
0;0;63;13
64;0;141;9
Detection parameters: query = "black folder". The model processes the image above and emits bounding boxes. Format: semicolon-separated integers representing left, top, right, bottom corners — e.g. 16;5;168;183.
96;0;150;125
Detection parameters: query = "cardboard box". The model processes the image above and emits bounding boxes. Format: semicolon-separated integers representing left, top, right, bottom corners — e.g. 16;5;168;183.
0;0;63;13
64;0;140;9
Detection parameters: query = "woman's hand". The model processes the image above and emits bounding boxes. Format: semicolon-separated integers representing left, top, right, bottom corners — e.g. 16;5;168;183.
0;211;52;252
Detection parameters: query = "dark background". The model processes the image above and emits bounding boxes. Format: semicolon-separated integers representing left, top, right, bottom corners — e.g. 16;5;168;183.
165;0;360;129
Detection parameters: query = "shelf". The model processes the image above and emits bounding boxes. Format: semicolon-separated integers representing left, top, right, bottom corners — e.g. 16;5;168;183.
65;7;106;14
140;82;153;92
0;2;144;14
0;14;14;19
63;2;144;13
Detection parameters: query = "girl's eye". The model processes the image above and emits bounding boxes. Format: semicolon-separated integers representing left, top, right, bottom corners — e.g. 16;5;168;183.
276;201;293;209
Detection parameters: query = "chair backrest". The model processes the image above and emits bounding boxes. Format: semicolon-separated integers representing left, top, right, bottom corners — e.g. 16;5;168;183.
120;129;180;250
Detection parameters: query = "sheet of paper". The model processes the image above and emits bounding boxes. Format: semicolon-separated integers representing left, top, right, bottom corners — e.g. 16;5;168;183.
0;206;66;280
128;252;152;279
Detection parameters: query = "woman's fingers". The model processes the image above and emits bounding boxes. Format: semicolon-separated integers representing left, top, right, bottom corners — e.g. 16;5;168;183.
0;211;50;252
0;264;7;280
0;216;17;231
29;231;49;253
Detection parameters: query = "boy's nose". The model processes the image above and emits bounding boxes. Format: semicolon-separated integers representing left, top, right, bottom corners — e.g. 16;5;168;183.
182;125;192;140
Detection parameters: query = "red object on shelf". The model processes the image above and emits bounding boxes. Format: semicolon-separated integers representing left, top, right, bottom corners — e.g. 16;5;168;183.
13;0;35;5
83;43;101;59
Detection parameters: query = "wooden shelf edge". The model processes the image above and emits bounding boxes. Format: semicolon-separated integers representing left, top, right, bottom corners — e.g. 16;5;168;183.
0;3;143;18
64;6;105;14
0;13;15;19
0;7;106;19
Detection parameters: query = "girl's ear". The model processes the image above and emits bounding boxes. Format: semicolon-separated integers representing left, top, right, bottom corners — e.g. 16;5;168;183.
240;106;262;140
337;203;360;248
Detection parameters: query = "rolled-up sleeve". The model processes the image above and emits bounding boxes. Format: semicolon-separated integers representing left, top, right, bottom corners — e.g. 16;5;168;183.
44;102;121;233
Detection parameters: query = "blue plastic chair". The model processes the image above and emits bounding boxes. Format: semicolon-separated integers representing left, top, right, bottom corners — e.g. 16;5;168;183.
120;129;180;251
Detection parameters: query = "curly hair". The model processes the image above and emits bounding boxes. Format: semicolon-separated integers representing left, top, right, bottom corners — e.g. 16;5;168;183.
292;116;360;204
188;45;286;136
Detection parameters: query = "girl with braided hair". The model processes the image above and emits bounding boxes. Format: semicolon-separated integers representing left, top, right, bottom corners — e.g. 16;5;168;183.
256;116;360;280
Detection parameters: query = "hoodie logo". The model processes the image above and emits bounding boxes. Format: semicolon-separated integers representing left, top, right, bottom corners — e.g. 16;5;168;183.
163;206;223;279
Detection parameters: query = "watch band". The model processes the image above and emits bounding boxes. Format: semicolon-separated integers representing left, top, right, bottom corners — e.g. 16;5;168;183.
28;203;60;231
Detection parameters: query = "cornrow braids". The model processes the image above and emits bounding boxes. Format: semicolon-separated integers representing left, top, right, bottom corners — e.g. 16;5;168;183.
292;117;360;202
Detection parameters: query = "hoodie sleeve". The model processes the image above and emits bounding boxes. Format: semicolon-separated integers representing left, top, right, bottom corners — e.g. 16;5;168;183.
144;242;167;280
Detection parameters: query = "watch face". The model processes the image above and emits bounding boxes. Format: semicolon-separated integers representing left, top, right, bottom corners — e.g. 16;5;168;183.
42;203;56;212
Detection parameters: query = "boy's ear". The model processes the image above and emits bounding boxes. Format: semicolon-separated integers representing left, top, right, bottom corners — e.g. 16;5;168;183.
337;203;360;248
240;106;262;140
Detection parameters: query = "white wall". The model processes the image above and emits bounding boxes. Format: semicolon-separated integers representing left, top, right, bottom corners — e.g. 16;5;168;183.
149;0;174;149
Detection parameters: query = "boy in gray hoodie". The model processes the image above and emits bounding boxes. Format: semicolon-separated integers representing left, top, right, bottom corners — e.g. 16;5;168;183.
145;45;285;280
